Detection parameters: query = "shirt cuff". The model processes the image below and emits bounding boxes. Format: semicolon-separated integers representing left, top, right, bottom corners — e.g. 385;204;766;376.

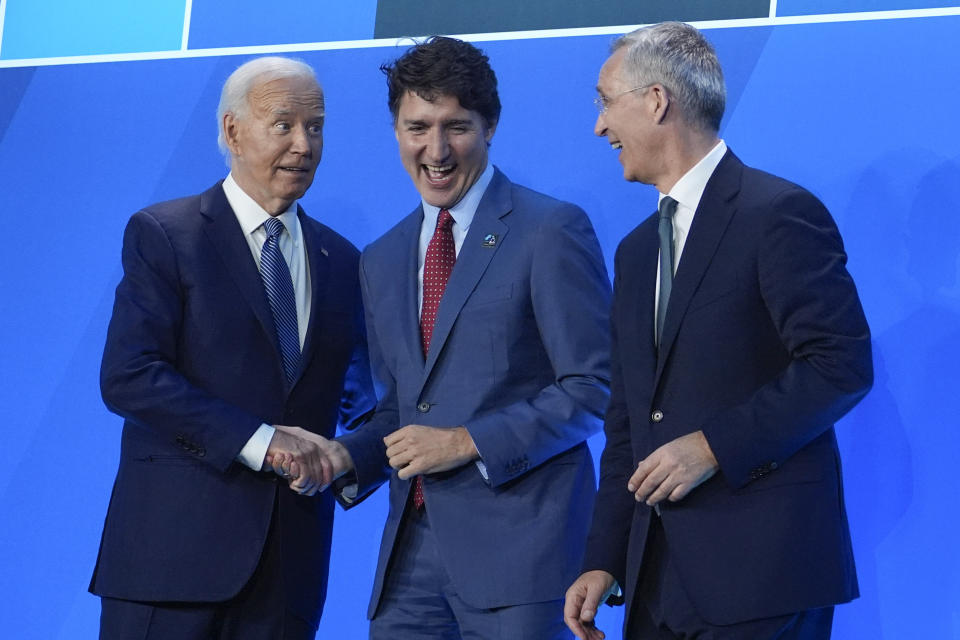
236;423;276;471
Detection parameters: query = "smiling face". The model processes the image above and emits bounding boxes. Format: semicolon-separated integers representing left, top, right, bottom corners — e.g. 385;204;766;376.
594;48;663;186
224;75;324;214
395;91;495;209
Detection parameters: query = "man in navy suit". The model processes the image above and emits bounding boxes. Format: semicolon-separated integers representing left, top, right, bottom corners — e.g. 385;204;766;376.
90;57;373;639
288;36;611;638
564;23;872;640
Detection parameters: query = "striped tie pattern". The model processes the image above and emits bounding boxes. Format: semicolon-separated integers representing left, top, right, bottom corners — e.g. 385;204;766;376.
656;196;678;346
260;217;300;385
413;209;456;508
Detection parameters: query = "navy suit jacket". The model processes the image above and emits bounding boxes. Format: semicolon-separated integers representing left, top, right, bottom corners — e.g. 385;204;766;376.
90;182;373;627
583;150;873;627
339;169;612;616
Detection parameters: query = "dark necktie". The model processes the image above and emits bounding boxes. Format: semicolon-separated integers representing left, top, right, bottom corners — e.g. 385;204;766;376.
261;217;301;386
656;196;678;346
414;209;456;508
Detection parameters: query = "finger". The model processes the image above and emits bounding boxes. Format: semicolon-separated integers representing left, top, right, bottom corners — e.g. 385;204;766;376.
668;482;692;502
396;458;424;480
645;474;678;506
383;428;409;448
563;592;589;637
634;463;669;503
627;457;655;492
387;448;415;471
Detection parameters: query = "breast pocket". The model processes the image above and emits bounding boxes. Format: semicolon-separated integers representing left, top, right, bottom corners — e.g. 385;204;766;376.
463;282;514;308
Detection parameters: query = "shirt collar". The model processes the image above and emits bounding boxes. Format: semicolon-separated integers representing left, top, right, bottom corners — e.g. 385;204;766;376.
420;162;496;229
223;173;301;242
659;140;727;213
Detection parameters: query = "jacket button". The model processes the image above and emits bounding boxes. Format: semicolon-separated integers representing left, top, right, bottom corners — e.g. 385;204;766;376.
769;461;778;470
417;401;431;413
651;410;664;423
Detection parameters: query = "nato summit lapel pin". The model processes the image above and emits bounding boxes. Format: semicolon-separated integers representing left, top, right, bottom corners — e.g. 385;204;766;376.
320;247;329;257
482;233;498;248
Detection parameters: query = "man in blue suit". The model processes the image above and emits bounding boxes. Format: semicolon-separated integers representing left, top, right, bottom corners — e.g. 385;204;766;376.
90;57;373;639
564;23;873;640
297;36;611;638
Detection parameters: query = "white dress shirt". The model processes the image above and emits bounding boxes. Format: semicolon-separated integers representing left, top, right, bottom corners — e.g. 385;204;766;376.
222;173;312;471
654;140;728;336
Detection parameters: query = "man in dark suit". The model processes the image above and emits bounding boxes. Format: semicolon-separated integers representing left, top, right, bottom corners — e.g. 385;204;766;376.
285;36;611;638
90;56;373;639
564;22;873;640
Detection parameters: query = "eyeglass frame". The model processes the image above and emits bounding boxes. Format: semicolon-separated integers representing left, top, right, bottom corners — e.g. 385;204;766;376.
594;84;654;114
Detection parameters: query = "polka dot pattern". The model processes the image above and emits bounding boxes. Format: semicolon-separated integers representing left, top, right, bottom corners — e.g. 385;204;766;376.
413;209;455;510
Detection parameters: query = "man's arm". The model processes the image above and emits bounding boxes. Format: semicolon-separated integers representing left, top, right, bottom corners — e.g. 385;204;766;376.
101;210;332;487
629;187;873;503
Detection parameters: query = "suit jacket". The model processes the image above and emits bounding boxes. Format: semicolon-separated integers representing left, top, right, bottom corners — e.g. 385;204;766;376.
338;168;612;616
583;150;873;628
90;181;373;627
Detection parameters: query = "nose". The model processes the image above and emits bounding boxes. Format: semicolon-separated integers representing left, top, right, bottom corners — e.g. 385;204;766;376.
290;124;312;155
425;127;450;162
594;112;607;138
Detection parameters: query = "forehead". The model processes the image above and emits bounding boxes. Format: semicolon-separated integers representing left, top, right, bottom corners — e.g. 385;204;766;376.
397;91;482;122
598;48;628;91
247;76;324;113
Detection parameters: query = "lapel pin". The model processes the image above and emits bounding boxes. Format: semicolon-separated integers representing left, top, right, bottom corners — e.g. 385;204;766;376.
320;247;329;257
482;234;498;248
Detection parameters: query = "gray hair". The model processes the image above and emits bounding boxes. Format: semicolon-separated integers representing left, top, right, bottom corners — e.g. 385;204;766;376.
216;56;320;162
613;22;725;134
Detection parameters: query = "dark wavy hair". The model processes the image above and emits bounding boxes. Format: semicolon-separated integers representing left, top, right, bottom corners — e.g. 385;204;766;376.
382;36;501;128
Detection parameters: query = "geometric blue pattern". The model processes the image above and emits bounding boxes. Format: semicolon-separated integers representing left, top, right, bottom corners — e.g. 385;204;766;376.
260;217;300;386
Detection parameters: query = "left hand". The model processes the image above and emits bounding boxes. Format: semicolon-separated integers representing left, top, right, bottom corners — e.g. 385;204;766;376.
384;424;479;480
627;430;719;506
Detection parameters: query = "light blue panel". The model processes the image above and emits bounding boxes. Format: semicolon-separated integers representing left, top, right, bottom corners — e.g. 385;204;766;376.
1;0;184;59
187;0;377;49
778;0;960;16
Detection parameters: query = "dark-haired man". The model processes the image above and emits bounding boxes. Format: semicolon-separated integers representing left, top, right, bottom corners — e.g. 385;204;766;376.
299;36;612;638
565;22;872;640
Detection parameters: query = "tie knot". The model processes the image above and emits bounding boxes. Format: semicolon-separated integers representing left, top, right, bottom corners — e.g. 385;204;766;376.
263;216;285;239
658;196;678;221
436;209;454;231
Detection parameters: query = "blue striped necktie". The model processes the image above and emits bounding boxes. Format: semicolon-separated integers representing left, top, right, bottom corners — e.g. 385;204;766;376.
656;196;678;346
260;217;300;385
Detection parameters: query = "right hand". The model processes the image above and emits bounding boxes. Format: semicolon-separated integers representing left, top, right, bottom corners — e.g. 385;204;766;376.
266;426;354;495
564;570;616;640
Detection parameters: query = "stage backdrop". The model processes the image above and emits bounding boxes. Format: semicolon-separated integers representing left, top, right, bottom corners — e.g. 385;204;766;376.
1;2;958;638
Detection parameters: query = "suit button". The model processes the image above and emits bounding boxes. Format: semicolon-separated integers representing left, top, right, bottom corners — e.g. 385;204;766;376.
197;448;206;457
769;461;778;470
651;410;664;423
417;402;431;413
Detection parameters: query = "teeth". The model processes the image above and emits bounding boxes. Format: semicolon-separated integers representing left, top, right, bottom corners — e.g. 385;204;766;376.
611;142;622;150
425;164;454;178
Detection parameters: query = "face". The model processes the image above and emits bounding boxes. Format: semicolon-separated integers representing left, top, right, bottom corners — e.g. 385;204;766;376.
594;48;661;185
395;91;495;209
224;75;324;214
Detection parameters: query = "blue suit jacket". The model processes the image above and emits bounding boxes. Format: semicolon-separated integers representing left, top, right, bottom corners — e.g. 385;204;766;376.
90;182;373;627
339;169;612;615
584;150;873;628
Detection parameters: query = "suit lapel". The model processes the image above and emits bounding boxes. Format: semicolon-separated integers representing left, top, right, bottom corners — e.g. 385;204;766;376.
654;151;742;387
395;210;426;371
200;183;281;360
296;207;330;387
420;170;511;386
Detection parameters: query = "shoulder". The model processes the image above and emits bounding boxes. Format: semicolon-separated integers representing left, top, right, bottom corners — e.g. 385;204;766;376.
362;207;420;262
300;213;361;262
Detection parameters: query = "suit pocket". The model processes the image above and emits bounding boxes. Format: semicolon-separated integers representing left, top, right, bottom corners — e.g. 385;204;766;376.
133;454;203;467
735;455;826;494
686;281;743;315
464;282;514;307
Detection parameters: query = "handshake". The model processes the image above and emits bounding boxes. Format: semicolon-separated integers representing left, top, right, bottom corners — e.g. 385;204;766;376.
263;425;355;496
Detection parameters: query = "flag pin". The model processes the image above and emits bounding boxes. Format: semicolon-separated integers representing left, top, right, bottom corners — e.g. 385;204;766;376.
482;234;498;248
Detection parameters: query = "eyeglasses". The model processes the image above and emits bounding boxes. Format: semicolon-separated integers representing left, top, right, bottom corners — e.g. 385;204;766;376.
594;84;653;114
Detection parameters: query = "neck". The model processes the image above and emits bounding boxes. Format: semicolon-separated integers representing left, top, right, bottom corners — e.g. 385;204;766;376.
653;127;720;195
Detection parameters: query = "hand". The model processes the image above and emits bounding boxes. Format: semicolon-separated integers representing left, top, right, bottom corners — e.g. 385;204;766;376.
564;570;616;640
627;430;719;506
264;426;353;496
383;425;478;480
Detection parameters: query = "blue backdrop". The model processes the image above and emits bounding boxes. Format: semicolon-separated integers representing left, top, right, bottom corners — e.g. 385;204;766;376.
1;4;958;638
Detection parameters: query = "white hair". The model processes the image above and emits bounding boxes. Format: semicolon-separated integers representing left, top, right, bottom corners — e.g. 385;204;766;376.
216;56;320;163
613;22;726;134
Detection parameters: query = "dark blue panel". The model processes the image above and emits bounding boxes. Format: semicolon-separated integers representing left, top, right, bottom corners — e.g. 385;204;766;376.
188;0;377;49
1;0;183;59
778;0;958;16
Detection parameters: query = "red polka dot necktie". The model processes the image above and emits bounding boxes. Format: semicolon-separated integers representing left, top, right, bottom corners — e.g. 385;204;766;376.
414;208;456;508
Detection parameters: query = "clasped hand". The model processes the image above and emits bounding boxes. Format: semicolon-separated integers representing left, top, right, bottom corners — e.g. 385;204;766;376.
384;424;478;479
263;426;354;496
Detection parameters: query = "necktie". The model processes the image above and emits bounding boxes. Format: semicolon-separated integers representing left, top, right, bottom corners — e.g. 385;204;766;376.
260;217;301;386
656;196;678;346
413;209;456;508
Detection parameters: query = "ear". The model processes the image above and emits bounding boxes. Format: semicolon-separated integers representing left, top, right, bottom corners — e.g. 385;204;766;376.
223;112;242;155
651;85;670;125
484;120;498;145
